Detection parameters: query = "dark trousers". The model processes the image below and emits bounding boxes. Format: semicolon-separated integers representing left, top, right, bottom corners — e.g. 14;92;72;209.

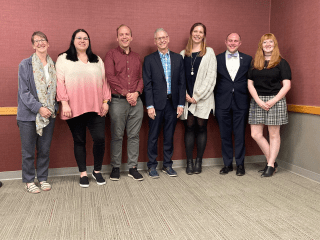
215;94;248;167
66;112;105;172
17;118;56;183
147;99;177;169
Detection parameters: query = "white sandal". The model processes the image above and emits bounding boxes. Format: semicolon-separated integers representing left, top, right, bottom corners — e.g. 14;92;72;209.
40;181;51;191
25;183;40;194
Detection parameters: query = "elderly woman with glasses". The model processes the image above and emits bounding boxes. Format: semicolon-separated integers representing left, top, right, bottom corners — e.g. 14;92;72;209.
17;31;58;193
56;29;111;188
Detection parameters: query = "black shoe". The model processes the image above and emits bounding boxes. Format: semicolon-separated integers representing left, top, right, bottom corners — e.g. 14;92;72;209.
258;162;278;173
236;165;245;176
92;171;106;185
128;168;144;181
261;166;275;177
194;158;202;174
79;176;89;188
220;165;233;174
110;167;120;181
186;159;194;175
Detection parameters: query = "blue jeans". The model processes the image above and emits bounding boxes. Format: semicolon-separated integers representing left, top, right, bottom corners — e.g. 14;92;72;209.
17;118;56;183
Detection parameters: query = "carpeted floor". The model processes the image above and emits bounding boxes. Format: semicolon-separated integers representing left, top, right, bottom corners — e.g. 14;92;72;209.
1;163;320;240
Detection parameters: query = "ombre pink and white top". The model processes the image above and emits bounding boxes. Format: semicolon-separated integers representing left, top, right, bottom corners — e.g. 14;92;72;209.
56;53;111;120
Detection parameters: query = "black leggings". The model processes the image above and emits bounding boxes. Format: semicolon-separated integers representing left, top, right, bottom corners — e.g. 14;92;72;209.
66;112;105;172
184;113;208;160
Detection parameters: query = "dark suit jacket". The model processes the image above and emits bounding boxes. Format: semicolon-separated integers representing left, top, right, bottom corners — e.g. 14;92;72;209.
215;51;252;109
143;50;186;110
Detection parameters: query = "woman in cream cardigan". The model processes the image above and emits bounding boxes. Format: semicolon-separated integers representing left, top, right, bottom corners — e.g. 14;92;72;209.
180;23;217;174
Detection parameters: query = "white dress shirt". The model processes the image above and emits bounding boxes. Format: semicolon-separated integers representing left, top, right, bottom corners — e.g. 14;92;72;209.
225;50;240;81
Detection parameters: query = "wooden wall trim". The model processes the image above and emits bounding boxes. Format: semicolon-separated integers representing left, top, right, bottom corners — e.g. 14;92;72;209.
287;104;320;116
0;107;17;116
1;105;320;116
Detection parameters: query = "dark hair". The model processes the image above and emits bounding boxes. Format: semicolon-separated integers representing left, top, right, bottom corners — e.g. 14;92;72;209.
31;31;48;44
59;29;98;63
116;24;132;37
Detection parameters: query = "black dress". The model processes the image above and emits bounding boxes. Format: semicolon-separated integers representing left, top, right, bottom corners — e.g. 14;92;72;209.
184;52;203;98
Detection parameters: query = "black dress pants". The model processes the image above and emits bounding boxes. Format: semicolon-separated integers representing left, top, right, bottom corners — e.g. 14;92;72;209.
66;112;105;172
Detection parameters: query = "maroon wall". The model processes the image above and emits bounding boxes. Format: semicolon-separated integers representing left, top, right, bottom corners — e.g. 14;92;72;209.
270;0;320;107
0;0;270;172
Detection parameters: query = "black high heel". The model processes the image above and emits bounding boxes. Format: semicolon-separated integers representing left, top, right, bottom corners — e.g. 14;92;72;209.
261;166;275;177
258;162;278;173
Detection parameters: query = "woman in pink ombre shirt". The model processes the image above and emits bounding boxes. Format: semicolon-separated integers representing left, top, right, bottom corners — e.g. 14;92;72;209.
56;29;111;188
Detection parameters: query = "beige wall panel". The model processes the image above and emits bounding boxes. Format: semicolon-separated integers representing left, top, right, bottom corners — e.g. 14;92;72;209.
278;112;320;176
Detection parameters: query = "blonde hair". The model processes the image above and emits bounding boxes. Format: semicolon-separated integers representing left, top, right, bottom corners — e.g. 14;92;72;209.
253;33;281;70
185;23;207;57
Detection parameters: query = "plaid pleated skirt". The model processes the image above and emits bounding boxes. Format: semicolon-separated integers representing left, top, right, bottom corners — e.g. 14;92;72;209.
248;95;288;125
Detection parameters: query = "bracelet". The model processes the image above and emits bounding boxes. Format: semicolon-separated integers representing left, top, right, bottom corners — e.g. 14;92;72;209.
103;100;111;106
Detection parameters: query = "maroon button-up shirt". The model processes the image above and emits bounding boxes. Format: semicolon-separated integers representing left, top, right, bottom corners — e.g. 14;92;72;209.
104;46;143;96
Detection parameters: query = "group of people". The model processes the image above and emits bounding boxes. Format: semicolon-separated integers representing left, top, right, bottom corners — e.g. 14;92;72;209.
17;23;291;194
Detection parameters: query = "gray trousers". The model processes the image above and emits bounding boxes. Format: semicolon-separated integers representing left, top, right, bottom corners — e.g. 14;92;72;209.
109;97;143;168
17;118;56;183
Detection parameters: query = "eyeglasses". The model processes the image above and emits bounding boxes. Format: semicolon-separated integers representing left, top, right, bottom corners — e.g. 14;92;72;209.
34;39;47;44
155;36;168;42
75;37;89;41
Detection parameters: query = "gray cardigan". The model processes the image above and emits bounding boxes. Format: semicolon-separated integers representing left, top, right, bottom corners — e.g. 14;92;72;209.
17;56;58;121
180;47;217;120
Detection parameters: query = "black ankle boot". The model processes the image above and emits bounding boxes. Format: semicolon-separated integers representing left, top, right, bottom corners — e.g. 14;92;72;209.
261;166;275;177
186;159;194;175
258;162;278;173
194;157;202;174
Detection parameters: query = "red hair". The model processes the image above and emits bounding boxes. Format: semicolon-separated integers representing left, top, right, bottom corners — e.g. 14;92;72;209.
253;33;281;70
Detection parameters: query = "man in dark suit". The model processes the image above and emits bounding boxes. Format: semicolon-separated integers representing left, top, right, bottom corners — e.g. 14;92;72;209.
215;33;252;176
143;28;186;178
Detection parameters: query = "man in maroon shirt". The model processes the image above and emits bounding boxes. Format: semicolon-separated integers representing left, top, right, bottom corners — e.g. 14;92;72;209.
105;24;144;181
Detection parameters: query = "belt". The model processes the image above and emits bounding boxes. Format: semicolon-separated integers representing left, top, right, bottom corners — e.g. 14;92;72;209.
112;94;126;99
167;94;172;99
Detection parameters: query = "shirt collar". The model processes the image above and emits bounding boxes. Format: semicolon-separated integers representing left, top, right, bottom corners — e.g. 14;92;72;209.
117;46;131;55
226;50;239;57
158;49;170;58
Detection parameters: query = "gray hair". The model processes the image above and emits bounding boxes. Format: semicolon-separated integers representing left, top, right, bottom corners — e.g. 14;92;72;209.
154;28;168;38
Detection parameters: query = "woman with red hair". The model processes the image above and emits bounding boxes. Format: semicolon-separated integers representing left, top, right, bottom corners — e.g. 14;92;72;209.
248;33;291;177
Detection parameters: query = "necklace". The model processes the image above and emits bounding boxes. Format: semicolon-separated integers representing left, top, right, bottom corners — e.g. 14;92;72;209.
190;52;199;75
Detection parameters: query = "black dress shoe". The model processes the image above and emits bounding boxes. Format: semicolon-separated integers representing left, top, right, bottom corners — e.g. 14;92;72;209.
258;162;278;173
236;165;245;176
261;166;275;177
220;166;233;174
194;157;202;174
186;159;194;175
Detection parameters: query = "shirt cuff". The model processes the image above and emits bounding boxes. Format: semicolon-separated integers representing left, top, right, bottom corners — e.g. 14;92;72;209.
178;105;184;108
147;106;154;109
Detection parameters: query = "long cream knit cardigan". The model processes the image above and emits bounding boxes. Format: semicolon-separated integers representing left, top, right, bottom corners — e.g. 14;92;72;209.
180;47;217;120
